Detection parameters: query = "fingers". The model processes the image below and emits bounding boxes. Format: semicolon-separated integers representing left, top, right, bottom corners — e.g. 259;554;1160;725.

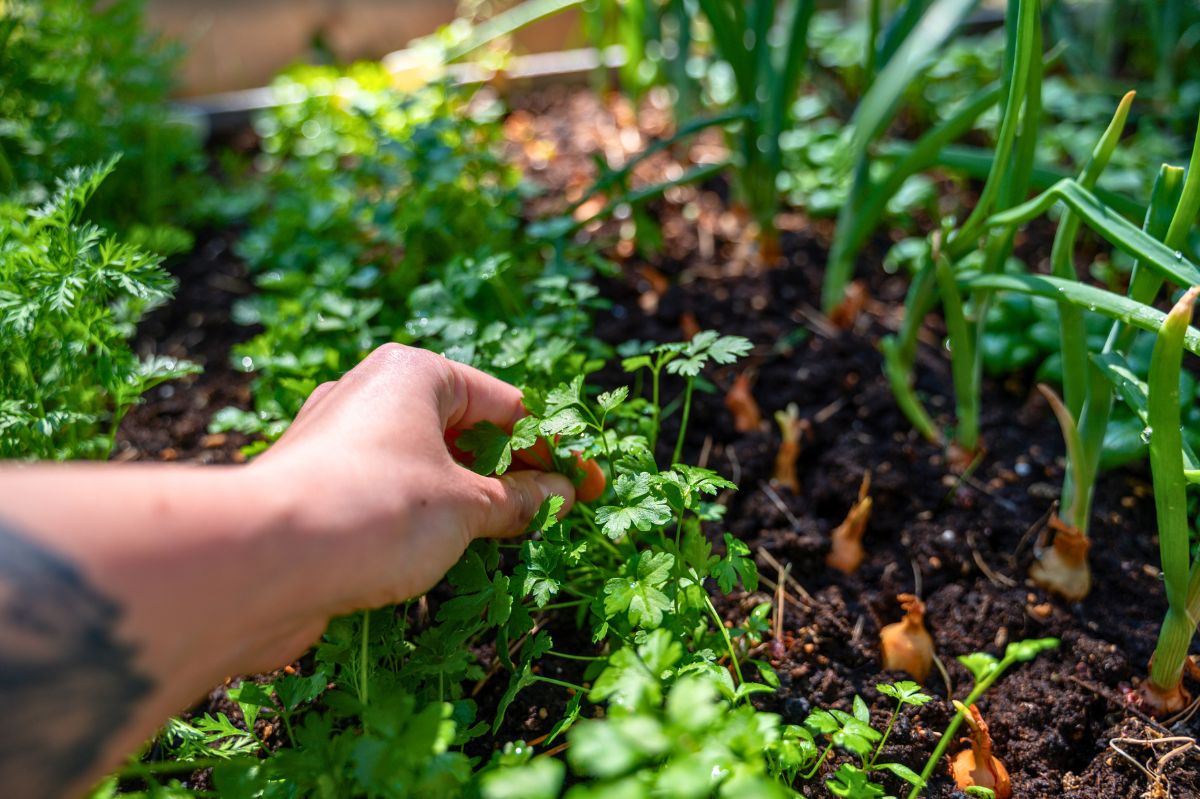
463;469;576;540
512;449;607;503
439;357;528;432
294;381;338;423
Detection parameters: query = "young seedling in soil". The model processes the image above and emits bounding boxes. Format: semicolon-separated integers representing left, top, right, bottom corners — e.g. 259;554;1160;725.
1028;385;1092;601
772;403;808;494
1137;286;1200;716
950;702;1011;799
879;592;933;683
908;637;1058;799
725;371;763;432
827;472;873;574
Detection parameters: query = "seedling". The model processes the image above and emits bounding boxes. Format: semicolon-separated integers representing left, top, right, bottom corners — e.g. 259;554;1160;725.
949;703;1011;799
879;593;934;683
827;472;873;575
772;403;807;494
908;637;1058;799
726;371;763;433
1027;387;1093;601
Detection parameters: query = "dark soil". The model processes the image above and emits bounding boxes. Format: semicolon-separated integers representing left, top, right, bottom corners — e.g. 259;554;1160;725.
506;87;1200;798
116;228;256;464
129;86;1200;798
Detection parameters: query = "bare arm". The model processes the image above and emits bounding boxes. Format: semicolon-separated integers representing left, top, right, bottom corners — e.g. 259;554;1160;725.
0;344;581;797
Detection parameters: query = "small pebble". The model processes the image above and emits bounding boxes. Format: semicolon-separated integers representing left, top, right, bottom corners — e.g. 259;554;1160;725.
201;433;227;448
160;447;178;461
1030;603;1052;620
1028;482;1058;500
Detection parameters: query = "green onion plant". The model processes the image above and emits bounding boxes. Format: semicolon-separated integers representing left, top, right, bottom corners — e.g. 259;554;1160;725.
880;0;1044;459
1136;286;1200;715
823;0;983;311
967;106;1200;599
691;0;816;258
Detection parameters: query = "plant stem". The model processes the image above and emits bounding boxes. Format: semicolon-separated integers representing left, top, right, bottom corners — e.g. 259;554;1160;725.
650;364;662;456
359;609;370;706
1148;606;1197;692
532;675;588;693
115;756;251;778
547;650;605;662
909;657;1014;799
867;700;901;769
670;378;696;467
934;253;979;453
704;592;744;687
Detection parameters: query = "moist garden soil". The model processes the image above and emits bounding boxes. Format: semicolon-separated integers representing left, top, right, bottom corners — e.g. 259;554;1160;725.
119;86;1200;798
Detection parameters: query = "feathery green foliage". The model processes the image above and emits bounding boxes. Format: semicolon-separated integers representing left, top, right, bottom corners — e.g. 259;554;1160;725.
0;159;196;460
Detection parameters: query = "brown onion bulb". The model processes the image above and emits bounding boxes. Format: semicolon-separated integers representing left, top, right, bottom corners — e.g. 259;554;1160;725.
879;593;933;683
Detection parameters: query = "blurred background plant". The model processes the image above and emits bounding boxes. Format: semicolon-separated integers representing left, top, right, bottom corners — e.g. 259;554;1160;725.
0;159;197;460
0;0;204;242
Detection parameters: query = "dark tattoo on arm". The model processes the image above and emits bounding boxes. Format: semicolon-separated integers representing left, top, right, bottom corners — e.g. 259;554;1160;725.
0;520;152;798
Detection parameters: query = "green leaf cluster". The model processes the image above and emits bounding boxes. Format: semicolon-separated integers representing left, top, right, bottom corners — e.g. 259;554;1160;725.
0;159;197;459
0;0;203;232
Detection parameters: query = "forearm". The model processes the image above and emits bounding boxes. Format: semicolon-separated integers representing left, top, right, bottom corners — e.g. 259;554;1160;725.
0;462;319;797
0;344;579;797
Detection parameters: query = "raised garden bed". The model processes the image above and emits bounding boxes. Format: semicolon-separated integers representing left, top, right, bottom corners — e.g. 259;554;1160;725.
112;86;1199;798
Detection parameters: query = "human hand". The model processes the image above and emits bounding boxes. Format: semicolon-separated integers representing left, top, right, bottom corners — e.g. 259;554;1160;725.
253;343;592;622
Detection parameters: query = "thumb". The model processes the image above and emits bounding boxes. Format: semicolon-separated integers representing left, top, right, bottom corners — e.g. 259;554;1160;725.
467;470;576;539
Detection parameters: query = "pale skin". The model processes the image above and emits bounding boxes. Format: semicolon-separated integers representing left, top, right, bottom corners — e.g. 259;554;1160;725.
0;343;578;798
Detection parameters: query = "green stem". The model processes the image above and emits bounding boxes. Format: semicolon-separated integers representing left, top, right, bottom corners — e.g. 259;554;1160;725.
801;743;835;780
1148;606;1198;692
867;700;901;770
532;675;588;693
909;656;1015;799
704;592;744;687
934;254;979;453
864;0;882;81
670;378;696;467
359;610;370;705
115;756;251;778
946;0;1038;259
882;251;943;443
650;365;662;456
547;650;605;662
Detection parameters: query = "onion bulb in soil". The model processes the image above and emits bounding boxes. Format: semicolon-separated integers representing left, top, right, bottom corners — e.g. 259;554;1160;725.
1135;678;1192;717
772;403;809;494
1029;516;1091;602
826;472;873;574
829;279;868;329
950;703;1011;799
879;592;933;682
725;372;762;432
1134;656;1199;716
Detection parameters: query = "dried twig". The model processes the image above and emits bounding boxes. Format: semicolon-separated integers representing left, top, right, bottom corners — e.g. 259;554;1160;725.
1108;734;1200;798
757;546;815;605
760;481;803;530
971;545;1018;588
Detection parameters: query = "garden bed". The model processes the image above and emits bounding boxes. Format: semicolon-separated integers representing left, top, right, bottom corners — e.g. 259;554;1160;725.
118;86;1199;798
